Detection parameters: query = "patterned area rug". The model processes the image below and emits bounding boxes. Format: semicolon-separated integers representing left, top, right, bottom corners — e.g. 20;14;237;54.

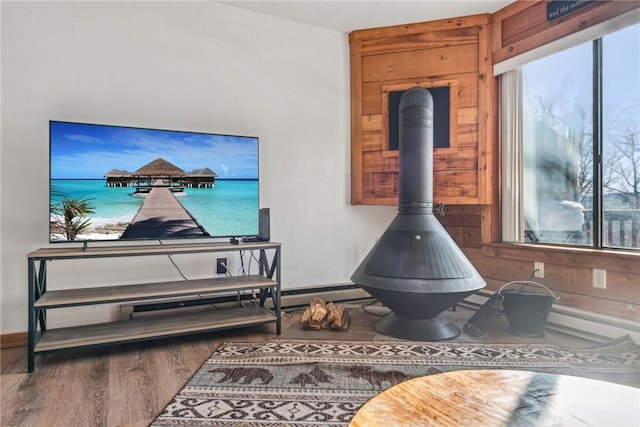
152;337;640;426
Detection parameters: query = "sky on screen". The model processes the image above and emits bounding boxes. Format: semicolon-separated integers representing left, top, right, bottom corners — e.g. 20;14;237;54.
50;122;259;180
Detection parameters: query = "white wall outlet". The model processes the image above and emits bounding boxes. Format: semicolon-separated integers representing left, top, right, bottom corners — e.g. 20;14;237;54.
534;262;544;278
592;268;607;289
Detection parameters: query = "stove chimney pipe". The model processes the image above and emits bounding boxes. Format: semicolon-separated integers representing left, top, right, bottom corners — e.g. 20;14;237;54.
398;87;434;215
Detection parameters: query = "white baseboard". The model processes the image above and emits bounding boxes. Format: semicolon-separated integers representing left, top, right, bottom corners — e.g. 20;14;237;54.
546;306;640;344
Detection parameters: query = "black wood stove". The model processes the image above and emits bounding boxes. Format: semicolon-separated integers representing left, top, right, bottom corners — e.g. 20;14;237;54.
351;87;486;341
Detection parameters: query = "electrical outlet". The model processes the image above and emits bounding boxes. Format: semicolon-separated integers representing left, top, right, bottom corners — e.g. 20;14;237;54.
534;262;544;278
592;268;607;289
216;258;227;274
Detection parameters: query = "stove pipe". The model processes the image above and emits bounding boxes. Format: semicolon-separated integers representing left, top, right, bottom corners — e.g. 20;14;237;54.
351;87;486;341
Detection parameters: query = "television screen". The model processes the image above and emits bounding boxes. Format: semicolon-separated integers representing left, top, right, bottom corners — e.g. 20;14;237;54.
49;121;259;243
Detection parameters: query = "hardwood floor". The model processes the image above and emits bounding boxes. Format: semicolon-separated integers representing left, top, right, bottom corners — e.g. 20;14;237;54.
0;302;604;426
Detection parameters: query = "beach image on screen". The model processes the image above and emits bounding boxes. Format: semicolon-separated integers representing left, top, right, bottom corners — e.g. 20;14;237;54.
49;121;259;242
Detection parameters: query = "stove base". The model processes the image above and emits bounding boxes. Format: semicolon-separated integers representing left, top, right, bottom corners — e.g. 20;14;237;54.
375;312;461;341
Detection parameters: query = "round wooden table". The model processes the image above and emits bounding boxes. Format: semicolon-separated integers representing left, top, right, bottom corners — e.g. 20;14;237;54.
349;370;640;426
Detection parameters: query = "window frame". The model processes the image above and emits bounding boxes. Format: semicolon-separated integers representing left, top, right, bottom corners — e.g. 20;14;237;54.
500;21;639;251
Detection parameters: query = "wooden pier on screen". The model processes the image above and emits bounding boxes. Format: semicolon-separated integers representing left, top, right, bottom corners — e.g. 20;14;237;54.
120;187;208;239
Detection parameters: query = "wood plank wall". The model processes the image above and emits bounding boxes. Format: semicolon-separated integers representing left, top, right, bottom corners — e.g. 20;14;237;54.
492;0;640;64
349;14;498;207
349;1;640;323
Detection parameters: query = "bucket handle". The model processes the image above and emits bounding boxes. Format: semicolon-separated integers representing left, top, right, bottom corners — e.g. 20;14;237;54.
497;281;559;301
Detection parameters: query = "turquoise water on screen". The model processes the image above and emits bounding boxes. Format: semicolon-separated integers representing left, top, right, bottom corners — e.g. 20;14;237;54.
51;179;259;238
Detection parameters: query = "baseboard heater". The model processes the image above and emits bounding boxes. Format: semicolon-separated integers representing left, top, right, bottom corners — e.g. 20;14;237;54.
121;284;639;344
120;283;372;320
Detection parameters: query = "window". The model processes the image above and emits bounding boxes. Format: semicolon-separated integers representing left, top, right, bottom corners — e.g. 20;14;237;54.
509;23;639;250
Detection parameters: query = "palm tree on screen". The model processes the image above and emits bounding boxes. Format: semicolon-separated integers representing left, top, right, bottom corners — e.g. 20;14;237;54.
51;196;95;241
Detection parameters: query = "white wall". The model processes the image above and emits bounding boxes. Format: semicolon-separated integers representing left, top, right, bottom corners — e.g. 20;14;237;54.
0;1;395;333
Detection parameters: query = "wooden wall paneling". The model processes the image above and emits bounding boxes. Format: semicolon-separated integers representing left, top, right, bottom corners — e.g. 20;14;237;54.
455;73;481;108
457;105;479;124
361;130;383;152
435;171;478;199
360;26;480;56
477;18;498;207
350;13;491;43
433;146;477;170
481;203;501;244
501;1;564;46
462;245;483;261
567;268;640;304
474;250;535;281
361;82;385;115
479;16;500;242
491;0;532;28
442;205;484;237
362;173;397;204
555;266;596;295
363;73;479;114
351;38;364;204
482;277;506;289
361;45;478;83
362;151;398;174
481;244;640;276
443;204;483;216
492;1;640;65
486;81;501;242
556;252;640;276
449;225;483;249
442;206;485;253
465;250;525;287
351;14;494;206
457;118;479;146
478;243;640;321
439;213;482;229
380;86;397;163
489;0;511;53
361;114;382;132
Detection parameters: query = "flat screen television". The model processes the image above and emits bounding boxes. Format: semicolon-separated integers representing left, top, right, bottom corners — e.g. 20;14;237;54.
49;121;259;243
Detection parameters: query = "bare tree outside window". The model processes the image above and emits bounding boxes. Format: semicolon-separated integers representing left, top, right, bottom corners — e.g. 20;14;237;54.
602;24;640;248
522;23;640;250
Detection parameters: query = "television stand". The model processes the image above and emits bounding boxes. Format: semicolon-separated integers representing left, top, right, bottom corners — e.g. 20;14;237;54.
26;241;281;372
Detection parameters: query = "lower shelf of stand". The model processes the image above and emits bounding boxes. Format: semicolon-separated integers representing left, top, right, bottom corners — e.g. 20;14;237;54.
35;305;275;353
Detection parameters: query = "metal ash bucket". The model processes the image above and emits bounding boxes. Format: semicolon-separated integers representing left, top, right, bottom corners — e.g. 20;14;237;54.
498;281;559;338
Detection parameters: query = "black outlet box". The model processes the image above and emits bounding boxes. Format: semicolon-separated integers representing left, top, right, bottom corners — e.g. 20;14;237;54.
216;258;227;274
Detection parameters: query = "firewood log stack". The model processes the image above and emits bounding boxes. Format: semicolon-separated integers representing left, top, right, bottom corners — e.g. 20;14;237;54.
301;297;350;331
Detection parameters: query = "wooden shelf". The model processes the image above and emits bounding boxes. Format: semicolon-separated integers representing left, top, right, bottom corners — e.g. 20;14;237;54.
27;241;280;260
27;241;281;372
35;305;275;352
35;275;275;308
